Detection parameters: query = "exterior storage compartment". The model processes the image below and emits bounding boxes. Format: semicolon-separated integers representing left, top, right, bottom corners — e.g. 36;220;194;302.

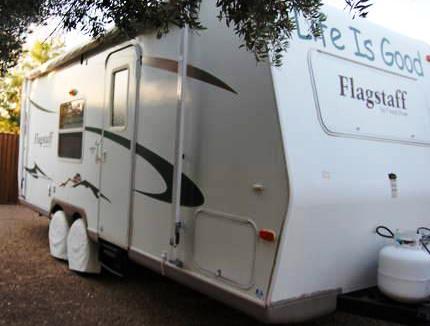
193;209;257;288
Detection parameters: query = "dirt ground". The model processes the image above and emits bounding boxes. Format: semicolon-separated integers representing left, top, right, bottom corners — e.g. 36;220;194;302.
0;205;401;326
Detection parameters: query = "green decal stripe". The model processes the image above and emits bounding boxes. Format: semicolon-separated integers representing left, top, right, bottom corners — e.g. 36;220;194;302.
104;130;131;149
84;126;102;135
85;127;131;149
29;99;56;113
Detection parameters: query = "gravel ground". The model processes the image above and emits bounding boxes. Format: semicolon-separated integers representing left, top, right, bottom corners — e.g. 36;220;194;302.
0;205;402;326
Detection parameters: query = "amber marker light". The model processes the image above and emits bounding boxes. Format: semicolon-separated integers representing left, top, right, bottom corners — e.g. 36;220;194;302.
69;89;78;96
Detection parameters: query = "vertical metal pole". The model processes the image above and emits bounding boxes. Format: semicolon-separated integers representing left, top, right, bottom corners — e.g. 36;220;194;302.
170;25;189;266
20;79;31;199
127;43;143;249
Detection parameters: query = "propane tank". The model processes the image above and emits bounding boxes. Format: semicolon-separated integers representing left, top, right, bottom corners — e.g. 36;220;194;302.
378;231;430;303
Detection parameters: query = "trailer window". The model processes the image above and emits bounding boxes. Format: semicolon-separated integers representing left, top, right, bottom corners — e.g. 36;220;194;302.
58;99;85;159
111;68;129;127
58;132;83;159
60;100;84;129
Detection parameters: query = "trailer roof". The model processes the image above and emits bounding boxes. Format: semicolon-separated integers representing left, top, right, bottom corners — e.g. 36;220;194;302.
27;28;129;80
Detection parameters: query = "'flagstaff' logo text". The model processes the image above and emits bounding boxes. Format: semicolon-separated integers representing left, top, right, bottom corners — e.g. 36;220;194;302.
34;132;54;147
339;75;407;110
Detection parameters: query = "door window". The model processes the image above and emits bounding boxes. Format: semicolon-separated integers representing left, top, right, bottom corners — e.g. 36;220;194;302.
111;68;129;128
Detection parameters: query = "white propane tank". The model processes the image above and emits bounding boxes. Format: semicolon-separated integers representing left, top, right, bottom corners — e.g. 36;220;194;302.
378;231;430;303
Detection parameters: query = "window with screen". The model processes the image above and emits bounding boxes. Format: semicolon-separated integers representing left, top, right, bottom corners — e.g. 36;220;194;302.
58;100;85;159
111;68;129;127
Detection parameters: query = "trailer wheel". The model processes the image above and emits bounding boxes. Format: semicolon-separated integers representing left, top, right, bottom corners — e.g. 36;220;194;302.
67;218;101;274
49;210;69;260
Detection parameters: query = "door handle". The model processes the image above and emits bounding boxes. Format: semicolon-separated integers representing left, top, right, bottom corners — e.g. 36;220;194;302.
96;150;107;163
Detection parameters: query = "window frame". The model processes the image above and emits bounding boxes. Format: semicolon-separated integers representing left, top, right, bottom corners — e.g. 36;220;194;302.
109;65;130;131
57;98;86;162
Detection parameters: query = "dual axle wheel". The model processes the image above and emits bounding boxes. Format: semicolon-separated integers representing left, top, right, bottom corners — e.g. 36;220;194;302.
48;211;101;273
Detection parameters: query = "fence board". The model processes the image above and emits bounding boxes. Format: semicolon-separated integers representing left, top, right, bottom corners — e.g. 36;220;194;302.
0;133;19;204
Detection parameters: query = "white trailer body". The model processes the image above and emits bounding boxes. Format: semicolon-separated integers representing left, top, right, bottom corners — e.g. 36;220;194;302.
18;3;430;323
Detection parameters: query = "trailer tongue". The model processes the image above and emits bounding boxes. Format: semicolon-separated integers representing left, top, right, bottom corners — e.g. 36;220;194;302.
338;226;430;325
338;287;430;325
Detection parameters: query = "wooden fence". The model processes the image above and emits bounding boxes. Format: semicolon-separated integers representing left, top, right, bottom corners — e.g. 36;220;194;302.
0;133;19;204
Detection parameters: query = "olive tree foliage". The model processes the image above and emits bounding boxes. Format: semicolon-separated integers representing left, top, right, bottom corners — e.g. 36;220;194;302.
0;0;48;74
50;0;328;65
345;0;373;18
49;0;327;65
0;0;372;73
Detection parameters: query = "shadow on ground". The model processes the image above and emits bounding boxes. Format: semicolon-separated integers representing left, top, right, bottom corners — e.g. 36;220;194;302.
0;205;399;326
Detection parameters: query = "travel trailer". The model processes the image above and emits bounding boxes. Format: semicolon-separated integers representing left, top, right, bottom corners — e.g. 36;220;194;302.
18;2;430;323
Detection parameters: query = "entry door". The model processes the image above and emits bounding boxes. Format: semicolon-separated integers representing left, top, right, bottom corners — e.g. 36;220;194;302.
98;45;140;248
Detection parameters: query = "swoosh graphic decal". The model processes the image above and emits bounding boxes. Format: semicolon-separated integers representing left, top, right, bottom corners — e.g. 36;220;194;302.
60;173;111;203
134;143;204;207
29;57;236;116
25;163;52;180
85;127;204;207
143;56;238;95
29;99;56;113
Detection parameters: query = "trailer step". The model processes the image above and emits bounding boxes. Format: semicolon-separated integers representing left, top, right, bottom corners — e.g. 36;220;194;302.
337;287;430;325
99;241;128;277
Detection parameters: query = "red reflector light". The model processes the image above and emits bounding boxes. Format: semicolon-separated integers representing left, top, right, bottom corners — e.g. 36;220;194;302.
426;55;430;62
259;229;276;242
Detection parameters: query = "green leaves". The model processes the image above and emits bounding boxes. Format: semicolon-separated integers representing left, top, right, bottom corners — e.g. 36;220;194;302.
344;0;373;18
47;0;205;39
0;0;48;74
47;0;327;66
0;40;64;134
0;0;373;73
215;0;325;66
